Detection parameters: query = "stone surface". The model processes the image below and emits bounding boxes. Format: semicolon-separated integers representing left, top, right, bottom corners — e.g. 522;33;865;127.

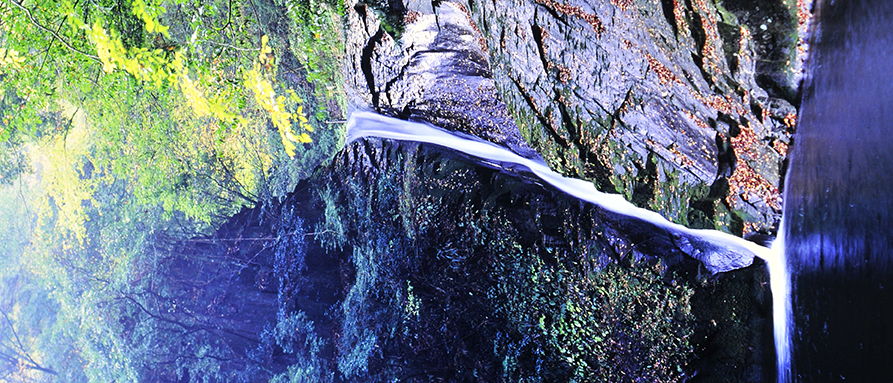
458;0;804;234
344;0;542;159
339;0;808;261
343;0;806;236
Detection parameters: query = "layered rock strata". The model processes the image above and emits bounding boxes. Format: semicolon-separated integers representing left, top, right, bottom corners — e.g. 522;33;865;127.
343;0;807;235
461;0;806;233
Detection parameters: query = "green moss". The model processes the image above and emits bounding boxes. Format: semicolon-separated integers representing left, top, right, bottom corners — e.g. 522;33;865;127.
314;185;347;251
493;242;695;382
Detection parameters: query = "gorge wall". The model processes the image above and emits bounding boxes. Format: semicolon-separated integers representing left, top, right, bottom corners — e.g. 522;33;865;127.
331;0;809;380
464;0;806;235
343;0;808;236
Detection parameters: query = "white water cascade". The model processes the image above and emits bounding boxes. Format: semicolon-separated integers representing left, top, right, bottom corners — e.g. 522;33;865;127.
346;111;778;266
347;110;797;378
769;219;790;383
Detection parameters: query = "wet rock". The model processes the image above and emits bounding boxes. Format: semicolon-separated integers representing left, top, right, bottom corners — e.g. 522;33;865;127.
459;0;805;234
344;0;542;159
718;0;803;101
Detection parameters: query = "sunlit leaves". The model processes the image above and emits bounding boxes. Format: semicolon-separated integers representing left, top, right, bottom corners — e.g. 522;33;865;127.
39;112;97;245
131;0;170;36
90;22;124;73
243;35;312;157
87;20;245;129
88;14;311;160
0;48;26;68
0;0;349;380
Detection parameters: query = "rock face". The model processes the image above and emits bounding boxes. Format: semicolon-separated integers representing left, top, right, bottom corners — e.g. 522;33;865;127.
343;0;805;236
459;0;803;234
335;0;798;379
344;0;542;159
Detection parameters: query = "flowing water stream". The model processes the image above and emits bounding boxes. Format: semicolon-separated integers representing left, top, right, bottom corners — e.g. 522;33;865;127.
346;111;777;270
770;219;790;383
348;3;893;378
779;0;893;381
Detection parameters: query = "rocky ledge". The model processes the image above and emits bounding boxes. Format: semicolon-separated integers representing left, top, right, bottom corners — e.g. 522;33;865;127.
332;0;804;379
343;0;809;236
463;0;807;234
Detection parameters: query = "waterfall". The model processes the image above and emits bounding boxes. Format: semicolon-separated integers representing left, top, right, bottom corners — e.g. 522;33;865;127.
769;218;790;383
344;2;893;380
779;0;893;380
346;111;777;270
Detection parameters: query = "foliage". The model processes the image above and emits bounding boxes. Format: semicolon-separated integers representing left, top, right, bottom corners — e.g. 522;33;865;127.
263;312;334;383
243;35;311;158
1;0;348;217
0;0;349;381
314;184;347;251
495;252;694;382
0;139;30;185
305;140;701;382
337;245;384;378
277;0;346;106
248;0;348;199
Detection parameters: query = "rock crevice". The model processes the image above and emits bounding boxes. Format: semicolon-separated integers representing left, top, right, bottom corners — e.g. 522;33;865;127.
341;0;807;236
460;0;805;234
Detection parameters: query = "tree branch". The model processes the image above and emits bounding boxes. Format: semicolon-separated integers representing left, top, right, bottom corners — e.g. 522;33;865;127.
196;39;258;53
4;0;100;61
0;308;57;376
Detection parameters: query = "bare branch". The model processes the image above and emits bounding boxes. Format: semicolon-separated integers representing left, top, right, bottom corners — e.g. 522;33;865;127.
196;39;258;53
0;308;57;376
3;0;100;61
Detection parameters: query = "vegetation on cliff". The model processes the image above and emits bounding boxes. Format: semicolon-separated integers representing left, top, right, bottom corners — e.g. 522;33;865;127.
0;0;777;381
0;0;345;380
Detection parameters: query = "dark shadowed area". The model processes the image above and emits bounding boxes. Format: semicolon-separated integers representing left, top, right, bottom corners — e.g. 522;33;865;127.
783;0;893;380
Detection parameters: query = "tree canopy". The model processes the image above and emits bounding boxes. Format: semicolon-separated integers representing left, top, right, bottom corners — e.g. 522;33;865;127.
0;0;346;380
